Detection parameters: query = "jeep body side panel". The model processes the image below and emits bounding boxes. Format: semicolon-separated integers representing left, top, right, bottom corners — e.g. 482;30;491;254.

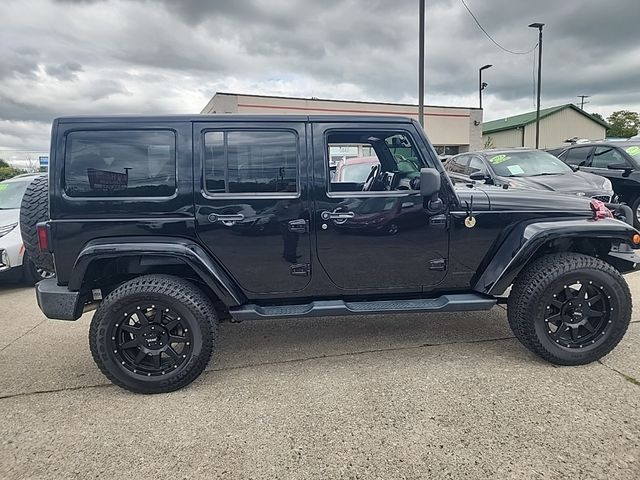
474;218;640;295
49;120;195;285
69;237;246;306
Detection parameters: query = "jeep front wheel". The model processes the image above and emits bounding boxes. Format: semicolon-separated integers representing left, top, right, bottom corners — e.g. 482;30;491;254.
89;275;218;393
507;253;631;365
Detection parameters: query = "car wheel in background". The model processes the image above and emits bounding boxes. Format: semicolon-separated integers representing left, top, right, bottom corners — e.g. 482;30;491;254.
631;196;640;229
19;176;55;273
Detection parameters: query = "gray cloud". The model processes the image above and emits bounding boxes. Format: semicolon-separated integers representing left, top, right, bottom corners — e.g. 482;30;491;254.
2;0;640;152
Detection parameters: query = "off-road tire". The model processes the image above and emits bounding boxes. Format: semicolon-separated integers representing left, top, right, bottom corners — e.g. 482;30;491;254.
19;176;54;273
89;274;218;394
507;253;631;365
631;196;640;229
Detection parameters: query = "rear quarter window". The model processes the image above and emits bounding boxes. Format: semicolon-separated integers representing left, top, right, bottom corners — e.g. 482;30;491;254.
64;130;176;197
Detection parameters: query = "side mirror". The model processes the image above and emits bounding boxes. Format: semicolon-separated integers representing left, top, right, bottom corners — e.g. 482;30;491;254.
469;171;488;182
607;162;631;171
420;168;441;197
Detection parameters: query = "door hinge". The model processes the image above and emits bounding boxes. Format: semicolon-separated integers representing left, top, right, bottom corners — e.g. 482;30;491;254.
429;214;448;229
429;258;447;271
290;263;310;276
288;218;308;233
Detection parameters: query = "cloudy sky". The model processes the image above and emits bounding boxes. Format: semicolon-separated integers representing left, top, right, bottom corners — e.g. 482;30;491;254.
2;0;640;162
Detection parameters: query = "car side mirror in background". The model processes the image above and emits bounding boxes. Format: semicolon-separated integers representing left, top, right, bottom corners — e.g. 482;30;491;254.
607;163;633;176
420;168;441;197
607;162;631;170
469;171;488;182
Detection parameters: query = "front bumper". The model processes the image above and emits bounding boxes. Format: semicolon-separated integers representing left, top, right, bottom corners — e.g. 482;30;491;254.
36;278;84;320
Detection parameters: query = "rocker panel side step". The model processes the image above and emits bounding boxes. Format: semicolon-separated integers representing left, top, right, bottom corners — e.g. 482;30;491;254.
229;294;496;321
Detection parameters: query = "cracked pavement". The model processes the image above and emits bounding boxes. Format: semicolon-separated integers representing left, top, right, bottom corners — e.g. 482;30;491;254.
1;274;639;479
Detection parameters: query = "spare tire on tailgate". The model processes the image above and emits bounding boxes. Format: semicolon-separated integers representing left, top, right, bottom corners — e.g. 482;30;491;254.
20;175;55;273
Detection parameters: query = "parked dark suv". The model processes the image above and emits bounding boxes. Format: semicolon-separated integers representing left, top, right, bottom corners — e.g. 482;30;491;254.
23;115;640;393
549;142;640;226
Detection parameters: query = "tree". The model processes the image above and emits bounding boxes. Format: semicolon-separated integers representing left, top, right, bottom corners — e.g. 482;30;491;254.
607;110;640;138
0;166;24;181
0;159;9;168
590;112;605;123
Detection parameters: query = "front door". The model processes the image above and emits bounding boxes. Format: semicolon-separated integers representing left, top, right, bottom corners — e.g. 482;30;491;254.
312;122;449;291
194;121;312;295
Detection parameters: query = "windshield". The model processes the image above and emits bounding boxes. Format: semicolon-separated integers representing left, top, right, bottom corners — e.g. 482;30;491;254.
623;144;640;160
0;179;30;210
488;151;572;177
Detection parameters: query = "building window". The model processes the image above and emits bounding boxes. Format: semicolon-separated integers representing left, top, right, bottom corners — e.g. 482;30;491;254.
434;145;460;156
204;130;298;194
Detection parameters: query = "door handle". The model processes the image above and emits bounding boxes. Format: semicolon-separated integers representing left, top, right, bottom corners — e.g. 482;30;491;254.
321;210;355;221
208;213;245;226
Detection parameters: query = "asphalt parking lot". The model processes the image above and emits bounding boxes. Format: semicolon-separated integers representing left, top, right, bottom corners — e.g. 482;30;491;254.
0;276;639;479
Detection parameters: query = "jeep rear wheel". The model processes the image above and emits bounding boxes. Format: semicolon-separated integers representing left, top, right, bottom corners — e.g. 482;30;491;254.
507;253;631;365
89;275;218;393
20;176;54;273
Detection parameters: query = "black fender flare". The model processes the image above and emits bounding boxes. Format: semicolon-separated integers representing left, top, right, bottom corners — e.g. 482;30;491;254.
473;218;640;295
68;236;246;306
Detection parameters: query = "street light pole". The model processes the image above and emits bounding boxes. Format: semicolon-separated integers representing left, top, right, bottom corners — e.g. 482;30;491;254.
418;0;425;127
529;22;544;148
479;64;492;109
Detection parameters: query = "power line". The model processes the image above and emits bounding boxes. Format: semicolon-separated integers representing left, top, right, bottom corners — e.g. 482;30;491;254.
459;0;537;55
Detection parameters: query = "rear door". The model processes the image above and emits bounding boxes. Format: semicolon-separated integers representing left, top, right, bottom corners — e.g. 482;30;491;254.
193;121;312;295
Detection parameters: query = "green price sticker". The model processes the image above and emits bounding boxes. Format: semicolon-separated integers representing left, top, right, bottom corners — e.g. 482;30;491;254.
626;146;640;157
489;154;510;164
0;184;8;191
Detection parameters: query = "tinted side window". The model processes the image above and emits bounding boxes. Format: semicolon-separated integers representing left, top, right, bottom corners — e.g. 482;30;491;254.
204;131;298;194
467;157;486;175
591;146;626;169
447;155;468;174
65;130;176;197
564;147;592;167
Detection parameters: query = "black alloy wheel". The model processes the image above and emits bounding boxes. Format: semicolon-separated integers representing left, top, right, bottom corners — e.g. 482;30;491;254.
543;280;611;349
111;303;193;377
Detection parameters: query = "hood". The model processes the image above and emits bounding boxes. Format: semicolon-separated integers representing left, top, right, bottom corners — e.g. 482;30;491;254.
497;171;611;196
0;208;20;227
474;184;595;213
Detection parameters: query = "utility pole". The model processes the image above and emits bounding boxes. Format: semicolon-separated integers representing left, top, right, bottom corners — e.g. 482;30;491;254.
418;0;425;127
529;23;545;149
577;95;590;109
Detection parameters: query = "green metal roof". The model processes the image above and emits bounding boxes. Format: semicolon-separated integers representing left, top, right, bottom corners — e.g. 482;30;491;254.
483;104;610;134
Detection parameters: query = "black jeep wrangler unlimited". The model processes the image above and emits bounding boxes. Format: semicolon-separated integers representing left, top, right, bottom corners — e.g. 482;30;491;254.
23;115;640;394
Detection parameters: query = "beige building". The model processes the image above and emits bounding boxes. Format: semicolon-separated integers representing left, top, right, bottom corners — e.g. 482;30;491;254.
202;92;484;154
483;104;610;149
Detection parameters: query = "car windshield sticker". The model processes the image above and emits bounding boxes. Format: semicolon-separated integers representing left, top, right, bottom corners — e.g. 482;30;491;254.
0;184;7;191
489;154;510;164
506;165;525;175
626;146;640;157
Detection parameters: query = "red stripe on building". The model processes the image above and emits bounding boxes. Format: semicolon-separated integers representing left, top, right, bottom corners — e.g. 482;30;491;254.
237;103;471;118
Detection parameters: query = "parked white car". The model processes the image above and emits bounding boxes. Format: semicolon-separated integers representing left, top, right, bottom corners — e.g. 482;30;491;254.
0;174;54;284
